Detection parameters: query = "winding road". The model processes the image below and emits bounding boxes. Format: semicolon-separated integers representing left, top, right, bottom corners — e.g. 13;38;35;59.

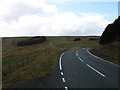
59;48;119;89
13;48;119;89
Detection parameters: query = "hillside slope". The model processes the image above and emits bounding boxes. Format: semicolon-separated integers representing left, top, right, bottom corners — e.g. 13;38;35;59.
91;42;120;65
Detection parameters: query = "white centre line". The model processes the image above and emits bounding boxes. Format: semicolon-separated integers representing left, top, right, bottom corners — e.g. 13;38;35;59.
61;72;64;75
62;78;66;82
65;87;68;90
76;50;78;56
78;57;84;62
87;64;105;77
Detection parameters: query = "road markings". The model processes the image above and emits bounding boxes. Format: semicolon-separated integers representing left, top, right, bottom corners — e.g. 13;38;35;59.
59;52;66;70
62;78;66;82
76;50;78;56
61;72;64;75
59;51;69;89
78;57;84;62
87;49;120;67
65;87;68;90
87;64;105;77
76;50;84;62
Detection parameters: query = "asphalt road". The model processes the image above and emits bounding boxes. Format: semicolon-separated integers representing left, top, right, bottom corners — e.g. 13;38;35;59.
59;48;119;89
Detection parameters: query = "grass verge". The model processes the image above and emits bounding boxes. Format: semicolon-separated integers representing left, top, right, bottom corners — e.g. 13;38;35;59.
3;46;69;88
90;42;120;65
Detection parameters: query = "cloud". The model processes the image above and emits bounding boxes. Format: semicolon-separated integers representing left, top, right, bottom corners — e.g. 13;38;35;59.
0;0;110;37
0;0;57;22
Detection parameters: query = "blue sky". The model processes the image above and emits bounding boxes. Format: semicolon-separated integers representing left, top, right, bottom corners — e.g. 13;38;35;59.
0;0;119;36
119;1;120;16
50;2;118;22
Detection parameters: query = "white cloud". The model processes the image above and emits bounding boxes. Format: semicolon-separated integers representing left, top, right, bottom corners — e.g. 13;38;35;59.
0;0;57;22
0;0;110;37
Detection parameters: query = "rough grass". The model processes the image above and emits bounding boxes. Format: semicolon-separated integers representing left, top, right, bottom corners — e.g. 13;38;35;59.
3;47;68;88
90;42;120;65
2;36;101;88
2;37;29;53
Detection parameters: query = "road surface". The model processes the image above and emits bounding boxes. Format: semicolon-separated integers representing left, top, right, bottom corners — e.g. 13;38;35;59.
59;48;119;89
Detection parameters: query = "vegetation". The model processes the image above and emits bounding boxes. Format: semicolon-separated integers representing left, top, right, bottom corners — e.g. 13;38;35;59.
17;36;46;46
90;42;120;65
3;46;68;88
2;36;101;88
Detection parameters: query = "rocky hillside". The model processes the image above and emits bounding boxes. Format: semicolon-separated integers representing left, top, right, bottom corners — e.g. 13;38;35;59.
100;16;120;44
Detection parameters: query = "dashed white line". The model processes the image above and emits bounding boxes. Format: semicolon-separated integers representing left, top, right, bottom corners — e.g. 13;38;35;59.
65;87;68;90
62;78;66;82
87;64;105;77
76;50;84;62
78;57;84;62
61;72;64;75
76;50;78;56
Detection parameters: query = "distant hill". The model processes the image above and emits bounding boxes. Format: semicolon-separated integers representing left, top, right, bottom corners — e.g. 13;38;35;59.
100;16;120;44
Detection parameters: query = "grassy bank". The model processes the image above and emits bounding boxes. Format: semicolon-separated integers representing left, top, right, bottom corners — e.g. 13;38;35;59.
3;46;68;88
90;42;120;65
2;36;100;88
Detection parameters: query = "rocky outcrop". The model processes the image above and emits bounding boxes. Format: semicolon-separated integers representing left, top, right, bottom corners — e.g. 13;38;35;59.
17;36;46;46
99;16;120;44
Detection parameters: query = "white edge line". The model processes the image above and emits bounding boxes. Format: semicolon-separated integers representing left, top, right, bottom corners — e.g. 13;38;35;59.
65;87;68;90
62;78;66;82
78;57;84;62
87;49;120;67
87;64;105;77
59;52;66;70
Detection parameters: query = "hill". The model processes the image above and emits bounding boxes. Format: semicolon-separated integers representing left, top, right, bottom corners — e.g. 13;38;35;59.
91;16;120;65
100;16;120;44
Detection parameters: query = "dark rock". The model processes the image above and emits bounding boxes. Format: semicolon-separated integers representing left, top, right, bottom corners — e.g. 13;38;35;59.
74;38;81;41
100;16;120;44
17;36;46;46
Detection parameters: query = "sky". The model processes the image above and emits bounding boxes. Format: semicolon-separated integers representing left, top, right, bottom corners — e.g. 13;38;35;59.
0;0;119;37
